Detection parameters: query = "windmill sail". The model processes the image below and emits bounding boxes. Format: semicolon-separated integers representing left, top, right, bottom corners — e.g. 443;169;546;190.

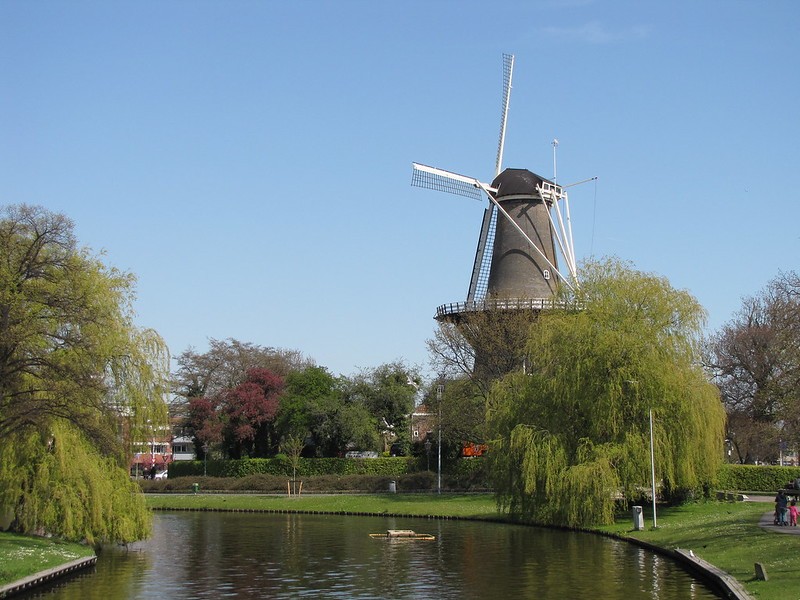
495;53;514;177
468;52;514;303
410;163;485;201
411;53;581;324
466;205;496;303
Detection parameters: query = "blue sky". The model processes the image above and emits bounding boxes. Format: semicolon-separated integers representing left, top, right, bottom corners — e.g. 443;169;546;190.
2;1;798;378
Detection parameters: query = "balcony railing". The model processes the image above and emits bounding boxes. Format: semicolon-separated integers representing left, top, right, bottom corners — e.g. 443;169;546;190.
435;297;574;320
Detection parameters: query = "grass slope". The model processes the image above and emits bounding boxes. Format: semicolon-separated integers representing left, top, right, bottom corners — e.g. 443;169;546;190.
600;501;800;599
0;532;94;586
145;492;501;519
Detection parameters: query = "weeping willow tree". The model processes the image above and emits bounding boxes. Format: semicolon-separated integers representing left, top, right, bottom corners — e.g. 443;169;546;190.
0;204;169;544
488;258;725;527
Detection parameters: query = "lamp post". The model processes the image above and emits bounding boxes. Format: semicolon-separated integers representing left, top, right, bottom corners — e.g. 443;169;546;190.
148;419;155;479
437;383;443;495
203;443;209;477
649;408;657;529
626;379;657;528
424;438;432;471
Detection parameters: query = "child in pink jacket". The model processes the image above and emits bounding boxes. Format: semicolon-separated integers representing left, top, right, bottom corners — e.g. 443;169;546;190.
789;501;798;527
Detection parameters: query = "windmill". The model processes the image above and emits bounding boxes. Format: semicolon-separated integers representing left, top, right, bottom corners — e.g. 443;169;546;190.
412;54;584;324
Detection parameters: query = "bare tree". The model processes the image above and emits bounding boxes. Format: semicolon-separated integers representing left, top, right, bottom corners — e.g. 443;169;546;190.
707;271;800;462
426;308;539;398
173;338;312;402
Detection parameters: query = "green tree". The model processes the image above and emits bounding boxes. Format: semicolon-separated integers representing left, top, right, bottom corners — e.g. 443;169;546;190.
345;362;420;454
421;376;487;460
0;205;169;544
488;258;725;527
277;366;377;457
277;366;339;439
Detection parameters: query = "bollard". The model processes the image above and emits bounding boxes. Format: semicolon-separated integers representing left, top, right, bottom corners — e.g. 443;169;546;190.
632;505;644;530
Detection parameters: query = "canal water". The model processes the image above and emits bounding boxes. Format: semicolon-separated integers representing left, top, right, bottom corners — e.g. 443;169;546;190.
22;511;722;599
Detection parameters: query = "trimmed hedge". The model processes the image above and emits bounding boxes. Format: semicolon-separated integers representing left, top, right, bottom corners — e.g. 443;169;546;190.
717;463;800;493
169;457;415;479
444;457;491;490
160;461;800;495
139;472;438;493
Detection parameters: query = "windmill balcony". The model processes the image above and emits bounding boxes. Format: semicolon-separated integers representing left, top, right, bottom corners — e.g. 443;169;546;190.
435;297;571;321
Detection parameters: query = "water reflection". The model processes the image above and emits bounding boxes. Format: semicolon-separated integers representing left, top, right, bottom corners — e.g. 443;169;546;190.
22;512;721;599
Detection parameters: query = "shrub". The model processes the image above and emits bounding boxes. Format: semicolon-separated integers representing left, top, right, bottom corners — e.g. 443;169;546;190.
168;457;415;479
444;458;491;490
138;472;438;494
717;464;800;492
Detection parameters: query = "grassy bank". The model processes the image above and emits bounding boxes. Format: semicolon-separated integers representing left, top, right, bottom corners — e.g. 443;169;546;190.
147;493;798;599
145;492;500;519
600;501;800;599
0;532;94;586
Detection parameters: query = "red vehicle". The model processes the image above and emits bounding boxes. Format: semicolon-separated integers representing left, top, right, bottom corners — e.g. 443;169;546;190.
461;442;488;457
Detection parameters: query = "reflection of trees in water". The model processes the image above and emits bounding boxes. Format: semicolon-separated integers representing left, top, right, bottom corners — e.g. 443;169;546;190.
424;521;707;598
176;511;227;596
27;542;146;599
27;513;719;599
368;517;432;596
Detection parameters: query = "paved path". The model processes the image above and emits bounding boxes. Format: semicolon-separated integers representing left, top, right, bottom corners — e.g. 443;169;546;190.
749;495;800;535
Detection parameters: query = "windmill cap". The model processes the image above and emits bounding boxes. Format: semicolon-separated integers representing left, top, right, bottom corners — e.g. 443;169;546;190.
491;168;553;199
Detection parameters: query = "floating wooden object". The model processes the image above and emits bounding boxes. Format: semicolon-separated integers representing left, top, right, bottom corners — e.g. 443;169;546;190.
369;529;435;540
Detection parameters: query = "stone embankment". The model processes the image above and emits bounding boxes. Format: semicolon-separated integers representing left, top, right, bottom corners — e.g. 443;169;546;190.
0;555;96;599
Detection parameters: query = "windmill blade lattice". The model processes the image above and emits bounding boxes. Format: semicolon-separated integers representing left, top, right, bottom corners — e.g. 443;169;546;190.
411;163;485;202
495;53;514;177
467;205;497;303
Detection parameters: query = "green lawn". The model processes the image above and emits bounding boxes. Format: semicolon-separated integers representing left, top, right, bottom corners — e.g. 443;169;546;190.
145;492;501;519
148;493;800;599
0;532;94;586
600;501;800;600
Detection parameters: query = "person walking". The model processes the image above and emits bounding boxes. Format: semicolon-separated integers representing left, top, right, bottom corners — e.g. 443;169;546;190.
775;490;789;526
789;500;798;527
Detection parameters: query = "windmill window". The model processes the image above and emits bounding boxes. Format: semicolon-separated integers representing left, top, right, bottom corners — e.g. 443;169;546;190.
543;269;551;280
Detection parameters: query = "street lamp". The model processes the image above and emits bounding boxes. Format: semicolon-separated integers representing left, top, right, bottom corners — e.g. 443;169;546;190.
424;438;432;471
436;383;443;495
626;379;657;529
203;443;209;477
649;408;657;529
